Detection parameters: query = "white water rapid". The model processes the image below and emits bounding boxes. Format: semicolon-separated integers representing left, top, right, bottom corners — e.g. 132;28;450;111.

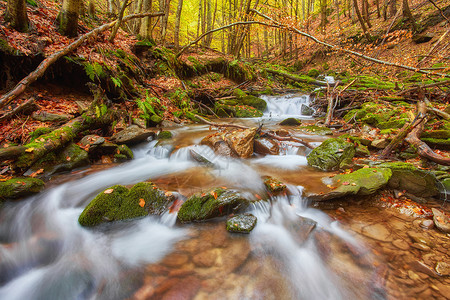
0;94;378;299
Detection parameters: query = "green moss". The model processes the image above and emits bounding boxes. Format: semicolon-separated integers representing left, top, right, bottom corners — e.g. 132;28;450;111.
177;188;249;222
298;125;333;135
233;88;247;99
0;177;45;199
421;130;450;139
379;96;405;101
78;182;171;227
332;167;392;195
307;136;356;171
135;39;156;47
378;118;408;129
29;127;52;141
307;69;320;78
226;213;257;233
157;131;172;139
117;144;133;160
264;177;287;194
279;118;302;126
215;103;263;118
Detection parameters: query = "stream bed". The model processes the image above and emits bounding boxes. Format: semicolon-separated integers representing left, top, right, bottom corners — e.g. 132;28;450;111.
0;94;449;299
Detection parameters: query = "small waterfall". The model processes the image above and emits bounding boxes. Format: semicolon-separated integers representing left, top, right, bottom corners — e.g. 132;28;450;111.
261;93;312;119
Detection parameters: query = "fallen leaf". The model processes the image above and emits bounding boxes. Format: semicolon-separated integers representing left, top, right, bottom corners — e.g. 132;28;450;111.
139;198;145;207
104;189;114;194
25;147;35;152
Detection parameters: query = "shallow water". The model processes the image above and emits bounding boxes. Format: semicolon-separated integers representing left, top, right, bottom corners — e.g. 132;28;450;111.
0;93;448;299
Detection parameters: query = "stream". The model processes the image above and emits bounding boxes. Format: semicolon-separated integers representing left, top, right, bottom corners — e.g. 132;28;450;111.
0;94;449;299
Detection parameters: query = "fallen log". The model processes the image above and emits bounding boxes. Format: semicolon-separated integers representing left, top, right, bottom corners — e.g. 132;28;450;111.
405;101;450;165
194;115;316;149
0;97;38;121
264;68;338;87
0;12;164;109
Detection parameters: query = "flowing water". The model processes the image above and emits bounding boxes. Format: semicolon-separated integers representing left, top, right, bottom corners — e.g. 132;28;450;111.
0;94;448;299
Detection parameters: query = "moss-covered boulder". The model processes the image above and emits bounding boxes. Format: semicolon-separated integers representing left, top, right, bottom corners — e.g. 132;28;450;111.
307;136;355;171
26;143;89;177
264;177;287;194
177;188;249;222
226;213;257;233
114;144;134;162
157;130;173;140
279;118;302;126
377;162;439;197
215;103;263;118
0;177;45;200
298;125;333;135
239;95;267;112
78;182;172;227
308;168;392;201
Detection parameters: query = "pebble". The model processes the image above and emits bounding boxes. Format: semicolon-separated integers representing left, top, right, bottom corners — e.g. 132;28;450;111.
361;223;393;242
407;270;420;281
435;261;450;276
392;239;410;250
420;219;434;230
411;243;431;251
407;231;434;247
409;260;439;278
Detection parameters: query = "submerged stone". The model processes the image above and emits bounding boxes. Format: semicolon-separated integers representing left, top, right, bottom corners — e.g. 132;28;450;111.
0;177;45;200
78;182;172;227
306;136;355;171
177;188;249;222
264;176;287;194
226;214;257;233
301;104;315;116
254;137;280;155
202;128;256;158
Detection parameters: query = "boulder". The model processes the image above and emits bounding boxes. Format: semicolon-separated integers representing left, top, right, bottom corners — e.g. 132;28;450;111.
254;138;280;155
263;176;287;194
301;104;315;116
202;128;257;158
177;188;249;222
157;130;173;139
110;125;155;145
279;118;302;126
306;136;355;171
26;143;89;177
239;95;267;112
377;162;439;197
78;182;173;227
308;167;392;201
0;177;45;200
431;208;450;233
114;145;134;162
226;213;257;233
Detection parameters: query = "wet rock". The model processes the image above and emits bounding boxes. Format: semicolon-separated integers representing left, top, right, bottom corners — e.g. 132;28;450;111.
78;182;172;227
226;213;257;233
298;125;333;135
407;231;434;247
301;104;314;116
409;260;439;278
431;208;450;233
308;167;391;201
32;111;71;122
279;118;301;126
361;223;393;242
192;249;218;267
254;138;280;155
263;177;287;194
161;253;189;268
411;243;431;251
157;131;173;140
435;282;450;299
239;95;267;112
177;188;249;222
159;120;182;128
26;143;89;177
79;135;105;148
420;219;434;230
0;177;45;200
201;128;256;158
376;162;439;197
159;276;201;300
110;125;155;145
392;239;410;250
114;144;134;162
306;136;355;171
435;261;450;276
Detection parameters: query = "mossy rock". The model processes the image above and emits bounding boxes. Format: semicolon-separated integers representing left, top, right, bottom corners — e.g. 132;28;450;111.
157;131;173;140
421;130;450;139
264;177;287;194
27;143;89;177
233;88;247;99
226;213;257;233
307;136;355;171
78;182;172;227
177;188;249;222
240;95;267;112
298;125;333;135
307;69;320;78
29;127;52;141
376;162;439;197
377;118;408;130
279;118;302;126
0;177;45;200
214;103;263;118
114;145;134;162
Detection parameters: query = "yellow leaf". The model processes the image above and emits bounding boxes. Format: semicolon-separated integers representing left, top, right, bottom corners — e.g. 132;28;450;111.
104;189;114;194
139;198;145;207
25;147;34;152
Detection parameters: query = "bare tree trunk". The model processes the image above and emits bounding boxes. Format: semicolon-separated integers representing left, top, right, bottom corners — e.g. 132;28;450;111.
402;0;417;31
139;0;153;39
58;0;81;37
160;0;171;44
174;0;183;49
5;0;29;32
352;0;371;40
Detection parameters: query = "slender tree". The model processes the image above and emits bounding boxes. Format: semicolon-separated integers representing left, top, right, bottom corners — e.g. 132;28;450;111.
5;0;29;32
174;0;183;49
